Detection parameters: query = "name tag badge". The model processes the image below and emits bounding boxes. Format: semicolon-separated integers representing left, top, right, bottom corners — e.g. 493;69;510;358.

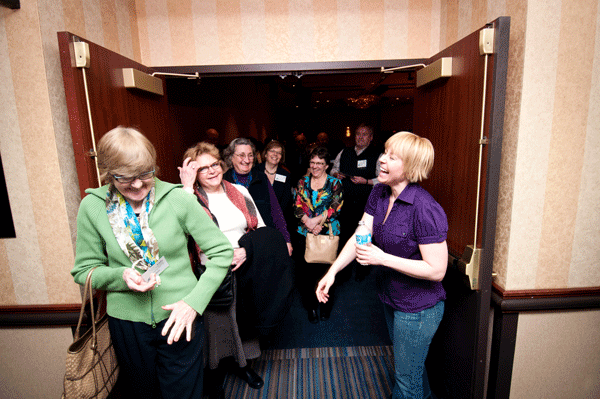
142;256;169;282
357;160;367;168
274;173;287;183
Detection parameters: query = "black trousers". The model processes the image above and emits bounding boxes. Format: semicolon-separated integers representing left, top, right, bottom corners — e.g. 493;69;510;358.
294;233;336;312
108;316;204;399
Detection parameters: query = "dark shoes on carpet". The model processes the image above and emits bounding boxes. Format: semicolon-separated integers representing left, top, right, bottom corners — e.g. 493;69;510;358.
308;309;319;324
320;308;331;321
235;364;264;389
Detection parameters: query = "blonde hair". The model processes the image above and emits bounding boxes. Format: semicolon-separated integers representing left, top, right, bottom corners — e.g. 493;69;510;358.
183;141;222;164
385;131;434;183
96;126;157;184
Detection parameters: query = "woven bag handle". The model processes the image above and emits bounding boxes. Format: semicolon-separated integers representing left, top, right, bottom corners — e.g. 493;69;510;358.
73;267;98;343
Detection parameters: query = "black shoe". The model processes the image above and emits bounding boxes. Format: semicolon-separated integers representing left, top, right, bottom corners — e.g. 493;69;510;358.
320;308;331;321
308;309;319;324
235;365;264;389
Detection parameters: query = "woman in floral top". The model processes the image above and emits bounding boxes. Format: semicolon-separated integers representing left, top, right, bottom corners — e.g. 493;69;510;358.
293;146;343;324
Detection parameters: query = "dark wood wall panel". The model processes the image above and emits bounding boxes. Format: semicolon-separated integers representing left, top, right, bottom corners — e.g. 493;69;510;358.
58;32;183;197
414;33;492;258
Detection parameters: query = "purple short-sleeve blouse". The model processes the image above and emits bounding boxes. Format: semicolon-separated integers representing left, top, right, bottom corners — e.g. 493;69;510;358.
364;183;448;313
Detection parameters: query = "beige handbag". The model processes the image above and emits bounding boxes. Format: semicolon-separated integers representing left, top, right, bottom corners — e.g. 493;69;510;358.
63;267;119;399
304;213;339;264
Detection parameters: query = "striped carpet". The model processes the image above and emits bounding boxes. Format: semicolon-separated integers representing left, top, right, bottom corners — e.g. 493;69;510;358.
222;346;394;398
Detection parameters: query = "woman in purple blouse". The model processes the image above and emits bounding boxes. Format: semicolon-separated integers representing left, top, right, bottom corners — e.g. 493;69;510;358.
317;131;448;399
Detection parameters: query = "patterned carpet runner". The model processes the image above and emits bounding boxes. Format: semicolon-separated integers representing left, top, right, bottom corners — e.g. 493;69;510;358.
223;346;394;398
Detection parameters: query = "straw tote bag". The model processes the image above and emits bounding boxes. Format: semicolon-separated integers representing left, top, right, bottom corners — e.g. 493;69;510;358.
304;215;339;264
63;267;119;399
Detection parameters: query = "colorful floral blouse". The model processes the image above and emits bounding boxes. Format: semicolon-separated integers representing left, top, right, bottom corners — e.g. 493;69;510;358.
294;174;343;236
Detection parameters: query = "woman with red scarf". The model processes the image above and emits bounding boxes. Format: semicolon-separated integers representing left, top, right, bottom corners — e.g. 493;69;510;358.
179;142;265;399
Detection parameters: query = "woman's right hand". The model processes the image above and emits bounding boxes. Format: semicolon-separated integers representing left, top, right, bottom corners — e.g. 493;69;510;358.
123;268;156;292
316;271;336;303
178;157;199;190
304;215;321;232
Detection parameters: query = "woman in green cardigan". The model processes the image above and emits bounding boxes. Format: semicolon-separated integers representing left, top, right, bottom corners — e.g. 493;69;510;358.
71;126;233;399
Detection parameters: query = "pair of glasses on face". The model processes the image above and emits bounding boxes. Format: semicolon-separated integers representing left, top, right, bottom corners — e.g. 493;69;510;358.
112;170;155;184
310;161;326;167
197;162;221;174
268;149;282;156
234;153;254;160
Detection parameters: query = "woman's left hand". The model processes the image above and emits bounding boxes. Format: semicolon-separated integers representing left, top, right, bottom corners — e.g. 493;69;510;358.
231;248;246;271
178;157;199;190
355;242;385;266
287;242;293;256
311;224;323;235
161;300;198;345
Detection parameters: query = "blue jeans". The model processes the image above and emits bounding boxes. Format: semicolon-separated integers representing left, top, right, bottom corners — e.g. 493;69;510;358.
383;301;444;399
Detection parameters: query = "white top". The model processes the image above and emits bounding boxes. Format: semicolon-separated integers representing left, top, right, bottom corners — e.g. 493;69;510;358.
199;184;265;263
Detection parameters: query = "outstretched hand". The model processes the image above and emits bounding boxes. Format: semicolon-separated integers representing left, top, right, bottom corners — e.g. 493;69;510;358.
161;300;197;345
316;272;335;303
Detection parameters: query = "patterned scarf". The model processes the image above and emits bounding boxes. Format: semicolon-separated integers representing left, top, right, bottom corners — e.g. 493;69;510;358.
106;185;159;271
193;180;259;231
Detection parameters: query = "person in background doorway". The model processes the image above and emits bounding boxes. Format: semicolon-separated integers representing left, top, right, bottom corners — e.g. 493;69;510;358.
317;131;448;399
294;146;343;324
258;140;292;213
331;123;381;281
71;126;233;399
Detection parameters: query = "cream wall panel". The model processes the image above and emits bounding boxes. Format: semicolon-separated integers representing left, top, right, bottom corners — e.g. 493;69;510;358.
38;0;82;259
360;0;384;60
428;0;440;55
240;0;267;63
135;0;151;65
0;243;17;304
492;0;527;289
192;0;220;64
61;0;86;39
3;1;77;304
384;0;409;59
82;0;104;47
1;5;49;305
101;0;120;53
289;0;314;62
116;0;136;60
506;0;562;289
0;328;74;399
487;0;506;22
314;0;337;62
216;0;243;64
457;0;472;40
264;0;290;63
510;310;600;399
338;0;360;60
168;0;196;66
537;0;597;288
146;0;173;65
569;6;600;287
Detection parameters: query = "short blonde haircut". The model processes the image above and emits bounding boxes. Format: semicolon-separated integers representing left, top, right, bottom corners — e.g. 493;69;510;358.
385;131;434;183
97;126;157;184
183;141;222;166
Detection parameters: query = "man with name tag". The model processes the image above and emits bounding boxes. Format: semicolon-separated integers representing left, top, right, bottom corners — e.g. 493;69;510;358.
331;124;382;281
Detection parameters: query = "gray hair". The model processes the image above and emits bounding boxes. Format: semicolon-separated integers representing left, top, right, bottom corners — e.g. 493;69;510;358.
222;137;257;169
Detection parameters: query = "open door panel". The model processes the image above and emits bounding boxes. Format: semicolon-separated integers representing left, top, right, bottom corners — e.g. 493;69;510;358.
413;17;509;399
58;32;183;198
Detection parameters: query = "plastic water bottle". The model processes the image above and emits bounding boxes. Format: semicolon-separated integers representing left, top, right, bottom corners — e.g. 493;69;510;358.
355;221;372;245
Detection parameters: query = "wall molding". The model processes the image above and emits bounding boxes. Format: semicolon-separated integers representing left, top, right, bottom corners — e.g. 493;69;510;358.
0;304;81;327
492;283;600;312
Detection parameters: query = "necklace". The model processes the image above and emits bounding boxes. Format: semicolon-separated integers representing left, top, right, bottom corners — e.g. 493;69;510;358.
264;165;277;175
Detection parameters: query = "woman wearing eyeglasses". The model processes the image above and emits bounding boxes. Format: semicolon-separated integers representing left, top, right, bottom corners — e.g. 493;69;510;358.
179;142;267;398
71;127;233;399
257;140;292;213
293;146;343;324
222;137;293;256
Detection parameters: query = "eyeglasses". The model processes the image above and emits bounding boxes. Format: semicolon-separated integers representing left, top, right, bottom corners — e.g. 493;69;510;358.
112;170;155;184
198;162;221;174
268;149;282;156
310;161;326;167
234;152;254;160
